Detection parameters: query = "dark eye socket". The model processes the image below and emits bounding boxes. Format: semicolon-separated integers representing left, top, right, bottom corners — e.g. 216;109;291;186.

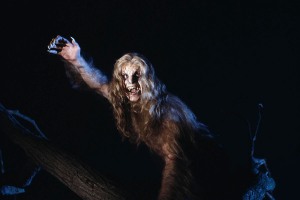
134;72;140;78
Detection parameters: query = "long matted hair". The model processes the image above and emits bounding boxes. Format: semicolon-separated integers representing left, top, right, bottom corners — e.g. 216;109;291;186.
109;53;165;138
108;53;209;145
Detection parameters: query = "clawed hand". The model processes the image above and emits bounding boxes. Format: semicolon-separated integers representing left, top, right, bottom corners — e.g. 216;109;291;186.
47;35;71;54
47;35;81;62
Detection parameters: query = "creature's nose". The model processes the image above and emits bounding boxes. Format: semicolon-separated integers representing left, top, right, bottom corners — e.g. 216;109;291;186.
128;77;133;84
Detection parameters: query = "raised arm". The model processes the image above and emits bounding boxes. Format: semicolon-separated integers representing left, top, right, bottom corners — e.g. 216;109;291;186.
47;35;109;99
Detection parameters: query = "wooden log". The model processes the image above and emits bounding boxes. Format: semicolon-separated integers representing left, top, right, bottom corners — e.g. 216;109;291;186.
0;104;127;200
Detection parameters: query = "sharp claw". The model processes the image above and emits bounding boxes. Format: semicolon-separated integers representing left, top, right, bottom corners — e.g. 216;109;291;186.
47;49;58;54
48;36;69;53
48;43;54;49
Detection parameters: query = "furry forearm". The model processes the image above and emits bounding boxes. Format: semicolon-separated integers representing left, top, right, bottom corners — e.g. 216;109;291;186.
63;56;109;97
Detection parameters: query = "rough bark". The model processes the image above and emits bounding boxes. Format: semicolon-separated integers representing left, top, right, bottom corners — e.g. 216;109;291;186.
0;104;127;200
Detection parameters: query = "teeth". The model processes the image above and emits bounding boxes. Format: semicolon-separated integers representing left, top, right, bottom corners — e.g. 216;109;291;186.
127;87;140;92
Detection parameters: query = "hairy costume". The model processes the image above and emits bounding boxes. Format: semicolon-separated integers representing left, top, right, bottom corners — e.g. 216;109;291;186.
48;36;231;200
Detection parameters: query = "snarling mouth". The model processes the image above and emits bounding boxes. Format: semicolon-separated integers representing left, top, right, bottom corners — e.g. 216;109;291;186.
127;86;141;95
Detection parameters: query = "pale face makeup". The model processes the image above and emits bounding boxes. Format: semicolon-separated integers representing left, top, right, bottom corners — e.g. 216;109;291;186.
121;64;142;102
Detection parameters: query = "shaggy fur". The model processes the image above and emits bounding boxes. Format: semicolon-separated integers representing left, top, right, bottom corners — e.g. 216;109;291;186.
65;52;230;200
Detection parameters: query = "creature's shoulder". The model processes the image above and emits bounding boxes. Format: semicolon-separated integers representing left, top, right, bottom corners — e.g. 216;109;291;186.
161;94;188;117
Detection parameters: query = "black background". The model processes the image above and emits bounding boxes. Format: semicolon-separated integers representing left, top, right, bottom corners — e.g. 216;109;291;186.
0;0;299;199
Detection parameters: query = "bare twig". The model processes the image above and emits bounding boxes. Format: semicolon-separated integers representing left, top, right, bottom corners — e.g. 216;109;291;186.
0;103;47;140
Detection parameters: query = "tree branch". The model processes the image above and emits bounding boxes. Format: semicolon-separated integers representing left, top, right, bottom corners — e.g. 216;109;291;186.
0;102;127;200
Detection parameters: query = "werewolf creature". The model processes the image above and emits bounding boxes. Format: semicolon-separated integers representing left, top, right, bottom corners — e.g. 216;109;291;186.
48;35;231;200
